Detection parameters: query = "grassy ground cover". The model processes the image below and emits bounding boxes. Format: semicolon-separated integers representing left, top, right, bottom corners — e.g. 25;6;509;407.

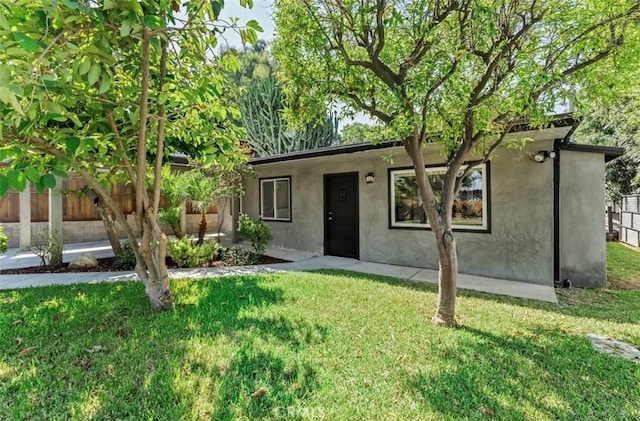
1;244;639;420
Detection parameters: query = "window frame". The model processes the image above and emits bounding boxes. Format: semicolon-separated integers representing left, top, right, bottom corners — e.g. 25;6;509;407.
259;176;292;222
388;163;490;233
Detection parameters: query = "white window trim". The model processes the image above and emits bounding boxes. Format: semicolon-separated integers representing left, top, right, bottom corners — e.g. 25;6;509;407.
260;177;291;222
390;164;488;230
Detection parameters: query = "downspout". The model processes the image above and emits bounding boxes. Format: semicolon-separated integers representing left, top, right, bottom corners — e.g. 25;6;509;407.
553;138;561;287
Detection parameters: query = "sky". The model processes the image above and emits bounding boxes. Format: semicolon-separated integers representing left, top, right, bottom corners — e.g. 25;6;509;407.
218;0;276;48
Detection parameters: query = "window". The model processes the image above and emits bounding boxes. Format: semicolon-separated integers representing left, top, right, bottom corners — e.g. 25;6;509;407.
390;164;488;230
260;177;291;221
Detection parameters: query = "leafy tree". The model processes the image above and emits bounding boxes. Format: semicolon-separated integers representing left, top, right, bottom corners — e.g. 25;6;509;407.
183;165;246;245
576;94;640;203
341;122;385;144
274;0;640;326
157;165;188;239
0;1;258;309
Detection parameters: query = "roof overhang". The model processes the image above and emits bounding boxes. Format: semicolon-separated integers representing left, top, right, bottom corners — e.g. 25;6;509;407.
249;113;579;166
561;143;624;163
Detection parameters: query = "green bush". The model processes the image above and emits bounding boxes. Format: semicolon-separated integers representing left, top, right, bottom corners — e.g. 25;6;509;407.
167;236;221;268
219;246;255;266
0;224;7;254
114;241;137;270
238;214;272;257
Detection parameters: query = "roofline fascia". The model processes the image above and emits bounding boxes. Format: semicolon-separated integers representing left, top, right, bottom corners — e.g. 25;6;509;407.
249;113;578;166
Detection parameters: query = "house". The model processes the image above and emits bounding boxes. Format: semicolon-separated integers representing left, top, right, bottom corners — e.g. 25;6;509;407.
221;114;622;288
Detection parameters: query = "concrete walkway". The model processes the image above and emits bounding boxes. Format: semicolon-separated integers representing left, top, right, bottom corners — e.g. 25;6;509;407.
0;240;557;303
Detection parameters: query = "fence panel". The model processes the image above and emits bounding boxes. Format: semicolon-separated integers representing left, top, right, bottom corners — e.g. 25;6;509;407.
0;190;19;222
620;195;640;247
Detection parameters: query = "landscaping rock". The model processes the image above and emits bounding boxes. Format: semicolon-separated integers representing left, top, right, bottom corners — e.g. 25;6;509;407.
587;334;640;364
69;253;99;269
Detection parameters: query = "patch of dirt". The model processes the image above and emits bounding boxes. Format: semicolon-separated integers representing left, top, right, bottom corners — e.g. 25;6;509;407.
0;255;289;275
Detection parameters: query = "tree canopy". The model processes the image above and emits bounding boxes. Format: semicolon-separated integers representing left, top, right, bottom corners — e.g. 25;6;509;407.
0;0;260;308
274;0;640;326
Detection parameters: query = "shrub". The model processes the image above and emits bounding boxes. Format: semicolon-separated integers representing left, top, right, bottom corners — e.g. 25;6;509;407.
0;224;7;254
114;241;137;270
238;214;272;257
219;246;255;266
167;236;221;268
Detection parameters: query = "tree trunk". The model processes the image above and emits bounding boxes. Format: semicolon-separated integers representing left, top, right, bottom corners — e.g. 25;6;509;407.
84;187;123;257
403;131;459;327
197;213;207;245
433;231;458;327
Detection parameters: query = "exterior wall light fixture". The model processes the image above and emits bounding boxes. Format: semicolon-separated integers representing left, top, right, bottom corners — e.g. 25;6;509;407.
365;172;375;184
533;150;557;163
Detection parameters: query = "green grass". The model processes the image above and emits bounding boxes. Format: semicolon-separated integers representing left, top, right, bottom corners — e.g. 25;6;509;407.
606;242;640;289
1;259;640;419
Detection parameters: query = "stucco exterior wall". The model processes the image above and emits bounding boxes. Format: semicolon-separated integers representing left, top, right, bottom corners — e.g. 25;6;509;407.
559;150;607;287
243;139;559;285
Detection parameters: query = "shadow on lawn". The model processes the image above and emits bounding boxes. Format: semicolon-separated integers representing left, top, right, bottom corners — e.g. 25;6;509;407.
0;275;324;420
314;269;640;325
406;325;639;419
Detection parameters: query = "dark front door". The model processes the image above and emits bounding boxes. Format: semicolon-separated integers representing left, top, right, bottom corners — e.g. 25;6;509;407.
324;173;359;258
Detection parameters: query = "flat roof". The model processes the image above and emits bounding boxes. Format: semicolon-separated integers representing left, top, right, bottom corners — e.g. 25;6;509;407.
250;114;578;165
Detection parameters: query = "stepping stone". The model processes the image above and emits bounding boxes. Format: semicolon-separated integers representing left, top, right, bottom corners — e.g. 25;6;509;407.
587;334;640;364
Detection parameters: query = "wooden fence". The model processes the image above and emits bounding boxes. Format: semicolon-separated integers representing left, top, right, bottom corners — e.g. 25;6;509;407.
0;176;216;223
620;195;640;247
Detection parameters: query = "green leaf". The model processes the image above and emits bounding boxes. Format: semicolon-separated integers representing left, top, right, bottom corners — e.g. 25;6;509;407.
0;10;10;31
0;86;23;115
24;168;41;183
65;137;81;154
98;76;111;94
42;173;57;189
211;1;222;19
143;15;163;28
0;64;10;84
50;169;68;178
103;0;118;10
0;174;8;196
34;181;46;193
120;20;132;37
14;32;40;53
87;62;101;85
61;0;79;9
246;20;263;32
78;58;91;76
7;170;27;192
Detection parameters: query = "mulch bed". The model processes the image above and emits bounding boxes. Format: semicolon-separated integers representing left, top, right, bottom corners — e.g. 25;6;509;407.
0;255;289;275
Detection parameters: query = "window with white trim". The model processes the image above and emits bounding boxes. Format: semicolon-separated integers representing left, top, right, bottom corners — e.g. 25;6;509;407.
390;164;488;230
260;177;291;221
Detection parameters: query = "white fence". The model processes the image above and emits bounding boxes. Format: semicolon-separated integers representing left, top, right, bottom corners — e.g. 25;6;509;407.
620;195;640;247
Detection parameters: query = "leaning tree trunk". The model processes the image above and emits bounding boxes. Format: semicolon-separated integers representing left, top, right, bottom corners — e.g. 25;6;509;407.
84;187;123;257
404;131;459;327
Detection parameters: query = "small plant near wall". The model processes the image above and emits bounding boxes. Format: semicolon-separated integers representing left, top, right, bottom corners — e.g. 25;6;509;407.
238;214;272;259
114;241;137;270
0;224;7;254
167;236;222;268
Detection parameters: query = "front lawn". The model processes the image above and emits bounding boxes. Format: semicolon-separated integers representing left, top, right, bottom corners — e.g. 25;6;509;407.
1;269;639;420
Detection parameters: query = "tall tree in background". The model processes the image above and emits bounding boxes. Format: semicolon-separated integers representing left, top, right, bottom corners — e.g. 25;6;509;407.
241;76;340;156
227;42;340;156
576;93;640;203
0;1;258;309
341;122;384;144
275;0;640;326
